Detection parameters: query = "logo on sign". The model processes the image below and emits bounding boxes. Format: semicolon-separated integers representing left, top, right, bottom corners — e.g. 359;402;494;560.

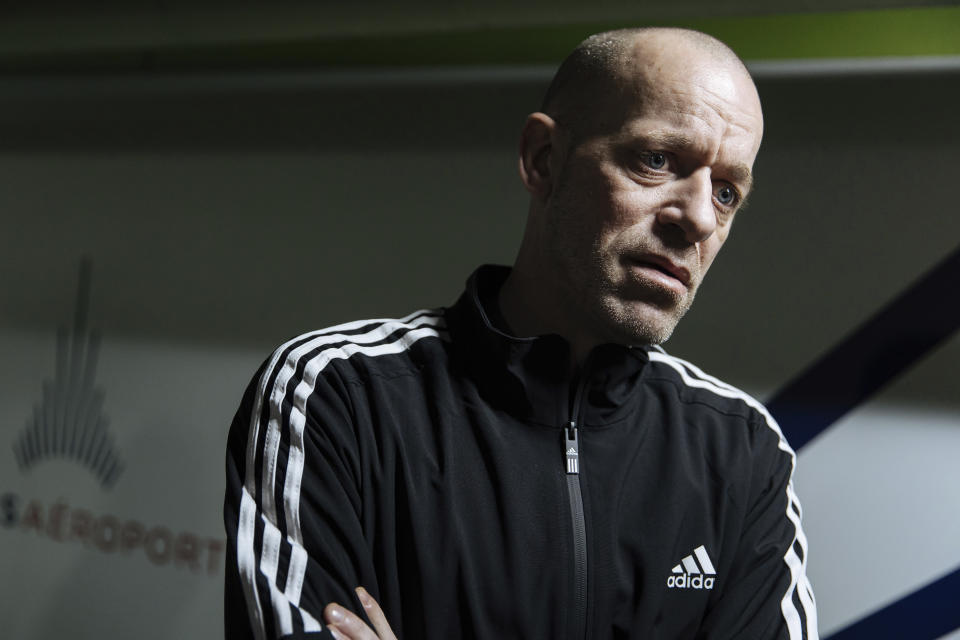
11;258;123;487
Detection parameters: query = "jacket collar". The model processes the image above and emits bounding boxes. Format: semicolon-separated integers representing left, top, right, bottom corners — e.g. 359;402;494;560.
446;265;653;428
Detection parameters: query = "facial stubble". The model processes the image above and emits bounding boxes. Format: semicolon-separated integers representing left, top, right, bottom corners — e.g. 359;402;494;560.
546;191;700;348
594;263;698;345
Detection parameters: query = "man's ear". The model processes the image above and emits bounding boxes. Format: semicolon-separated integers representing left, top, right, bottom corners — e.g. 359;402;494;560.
518;112;560;200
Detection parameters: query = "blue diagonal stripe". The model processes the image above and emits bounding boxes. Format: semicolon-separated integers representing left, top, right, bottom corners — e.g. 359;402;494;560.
762;246;960;639
767;245;960;451
825;566;960;640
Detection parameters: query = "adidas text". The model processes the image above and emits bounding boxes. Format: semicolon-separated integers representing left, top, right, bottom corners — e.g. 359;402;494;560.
666;574;715;590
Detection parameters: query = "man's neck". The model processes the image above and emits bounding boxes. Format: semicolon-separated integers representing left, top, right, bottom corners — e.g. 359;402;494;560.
497;266;596;366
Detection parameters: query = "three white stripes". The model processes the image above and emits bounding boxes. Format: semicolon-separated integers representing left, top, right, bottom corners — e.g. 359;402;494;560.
236;311;446;640
673;545;717;576
566;447;579;474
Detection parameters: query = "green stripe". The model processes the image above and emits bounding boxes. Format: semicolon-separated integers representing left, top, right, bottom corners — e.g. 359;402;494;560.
689;7;960;60
4;6;960;72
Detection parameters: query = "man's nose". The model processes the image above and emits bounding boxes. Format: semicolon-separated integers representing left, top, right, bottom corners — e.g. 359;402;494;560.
655;170;717;243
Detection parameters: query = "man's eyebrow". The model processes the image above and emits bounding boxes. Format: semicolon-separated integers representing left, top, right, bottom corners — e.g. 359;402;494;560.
640;131;697;150
637;131;755;194
727;164;754;196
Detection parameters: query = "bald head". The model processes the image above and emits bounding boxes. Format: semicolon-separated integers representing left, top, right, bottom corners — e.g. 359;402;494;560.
541;27;757;142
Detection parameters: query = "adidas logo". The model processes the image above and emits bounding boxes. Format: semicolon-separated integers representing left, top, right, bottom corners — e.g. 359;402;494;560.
565;446;579;474
666;545;716;590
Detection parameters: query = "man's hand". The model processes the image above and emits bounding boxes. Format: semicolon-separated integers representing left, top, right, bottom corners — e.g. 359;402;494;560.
323;587;398;640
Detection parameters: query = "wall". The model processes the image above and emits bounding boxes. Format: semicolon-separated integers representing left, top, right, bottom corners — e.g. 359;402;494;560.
1;64;958;638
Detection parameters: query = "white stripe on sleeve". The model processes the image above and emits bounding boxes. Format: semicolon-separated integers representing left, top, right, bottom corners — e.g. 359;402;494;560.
647;350;818;640
235;310;445;639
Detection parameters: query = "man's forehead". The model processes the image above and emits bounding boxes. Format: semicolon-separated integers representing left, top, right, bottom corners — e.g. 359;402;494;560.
614;37;762;123
558;30;763;158
621;85;762;149
613;61;764;161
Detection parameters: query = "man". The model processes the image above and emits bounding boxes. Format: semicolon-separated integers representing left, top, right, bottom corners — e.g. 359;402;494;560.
225;27;818;640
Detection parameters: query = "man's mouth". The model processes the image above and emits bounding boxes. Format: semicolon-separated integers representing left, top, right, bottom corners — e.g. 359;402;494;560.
627;254;692;288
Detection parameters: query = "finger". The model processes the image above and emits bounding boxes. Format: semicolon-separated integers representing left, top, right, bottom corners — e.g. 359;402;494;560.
323;603;377;640
355;587;398;640
326;624;348;640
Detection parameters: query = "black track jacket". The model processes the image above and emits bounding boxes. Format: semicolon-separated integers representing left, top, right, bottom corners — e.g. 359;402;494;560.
225;265;818;640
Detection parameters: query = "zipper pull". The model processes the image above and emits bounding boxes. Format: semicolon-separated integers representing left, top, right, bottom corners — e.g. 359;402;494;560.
564;421;579;475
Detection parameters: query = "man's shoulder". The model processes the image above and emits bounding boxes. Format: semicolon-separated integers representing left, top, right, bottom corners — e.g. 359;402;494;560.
643;345;790;448
262;308;451;386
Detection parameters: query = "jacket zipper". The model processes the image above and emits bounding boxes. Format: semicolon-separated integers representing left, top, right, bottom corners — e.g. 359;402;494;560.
564;367;590;640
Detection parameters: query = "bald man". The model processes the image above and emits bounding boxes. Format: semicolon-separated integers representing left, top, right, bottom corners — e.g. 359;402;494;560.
225;27;818;640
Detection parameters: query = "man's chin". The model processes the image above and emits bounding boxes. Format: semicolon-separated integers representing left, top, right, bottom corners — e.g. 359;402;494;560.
602;298;687;346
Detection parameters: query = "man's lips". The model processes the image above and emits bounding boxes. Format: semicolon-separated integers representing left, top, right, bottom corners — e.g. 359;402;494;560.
627;254;692;287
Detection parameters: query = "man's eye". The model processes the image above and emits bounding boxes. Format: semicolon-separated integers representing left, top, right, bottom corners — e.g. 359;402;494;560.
715;184;738;206
642;152;668;170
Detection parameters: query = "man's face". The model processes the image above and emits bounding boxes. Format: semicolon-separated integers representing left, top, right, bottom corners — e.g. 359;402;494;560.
540;53;764;346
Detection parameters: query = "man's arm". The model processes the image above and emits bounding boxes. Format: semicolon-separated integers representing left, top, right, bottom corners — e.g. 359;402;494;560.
224;349;380;640
698;415;819;640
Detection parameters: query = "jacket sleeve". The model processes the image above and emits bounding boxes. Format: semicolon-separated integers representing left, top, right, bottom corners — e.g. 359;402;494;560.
224;344;378;640
699;413;819;640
